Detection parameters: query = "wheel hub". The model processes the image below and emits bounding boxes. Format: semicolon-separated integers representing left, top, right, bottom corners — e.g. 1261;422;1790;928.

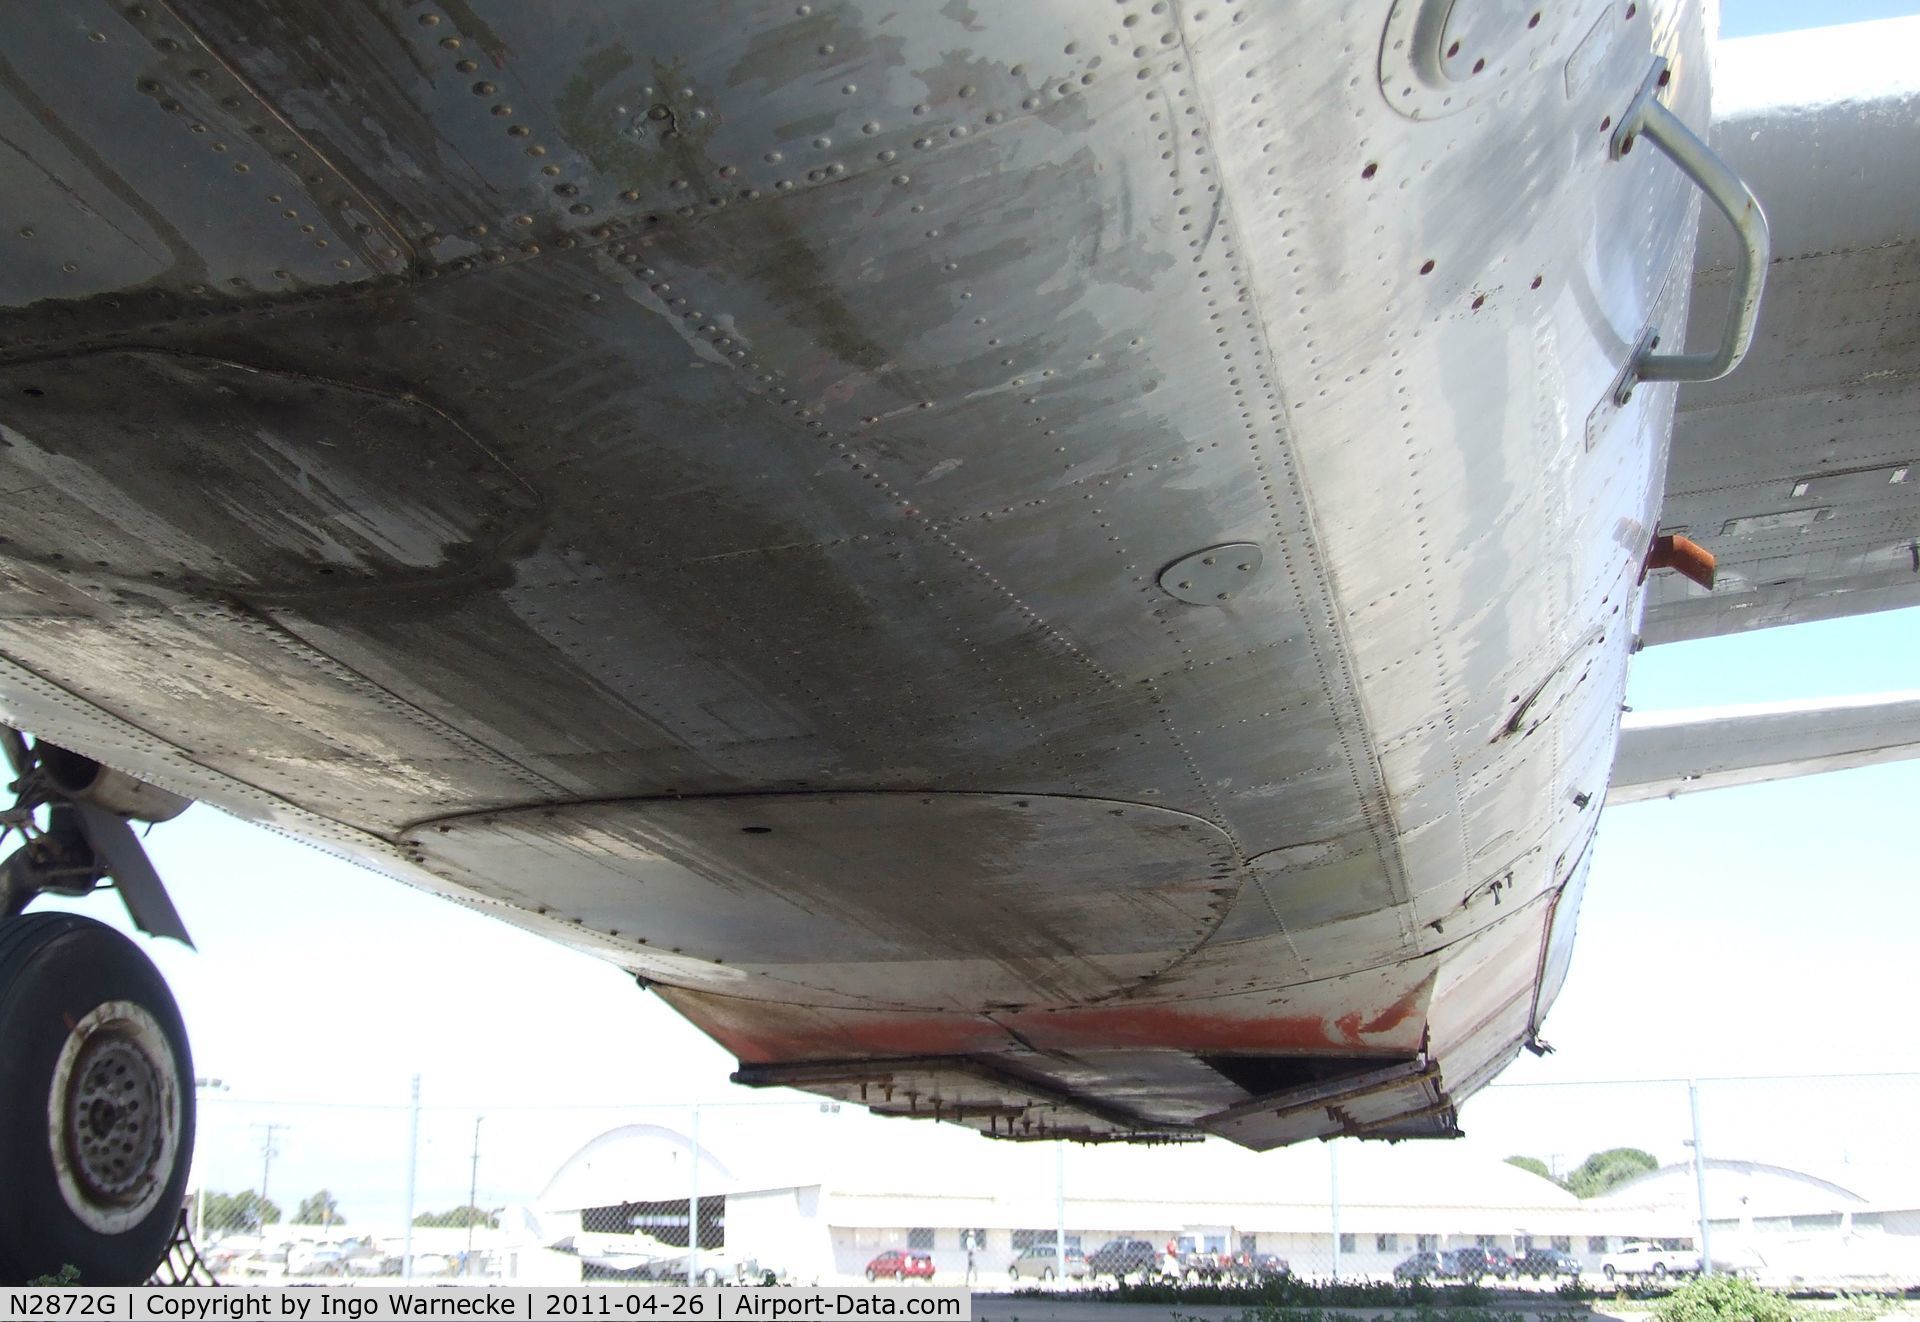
46;999;180;1234
69;1035;162;1202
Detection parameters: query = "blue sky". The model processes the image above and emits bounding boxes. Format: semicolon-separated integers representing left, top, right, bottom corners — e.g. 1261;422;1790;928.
1722;0;1920;38
35;0;1920;1221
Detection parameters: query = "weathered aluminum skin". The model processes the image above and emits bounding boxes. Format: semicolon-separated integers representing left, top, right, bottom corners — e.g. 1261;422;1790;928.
1646;18;1920;645
0;0;1709;1144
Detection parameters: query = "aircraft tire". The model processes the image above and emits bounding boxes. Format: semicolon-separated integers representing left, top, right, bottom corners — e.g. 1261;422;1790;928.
0;913;194;1286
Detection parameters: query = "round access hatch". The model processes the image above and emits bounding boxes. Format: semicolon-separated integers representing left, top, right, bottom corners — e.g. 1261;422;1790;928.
1158;542;1264;606
1379;0;1571;120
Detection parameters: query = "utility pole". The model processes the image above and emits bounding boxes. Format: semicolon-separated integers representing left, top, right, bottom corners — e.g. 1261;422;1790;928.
251;1123;287;1214
402;1075;421;1282
1054;1141;1067;1276
1329;1140;1342;1282
465;1116;484;1278
1689;1080;1713;1275
687;1103;701;1287
194;1077;227;1244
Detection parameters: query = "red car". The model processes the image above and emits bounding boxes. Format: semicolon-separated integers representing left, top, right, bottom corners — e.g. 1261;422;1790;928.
865;1250;935;1282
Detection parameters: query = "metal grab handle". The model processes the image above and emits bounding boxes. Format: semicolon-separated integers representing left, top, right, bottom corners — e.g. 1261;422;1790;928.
1610;57;1770;396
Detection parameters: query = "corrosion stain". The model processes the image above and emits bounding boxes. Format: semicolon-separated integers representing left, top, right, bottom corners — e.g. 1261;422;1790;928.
553;44;717;191
656;985;1009;1064
1360;970;1433;1034
999;997;1426;1054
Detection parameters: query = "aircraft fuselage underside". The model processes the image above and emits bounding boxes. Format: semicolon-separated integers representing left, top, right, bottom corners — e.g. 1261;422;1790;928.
0;0;1709;1147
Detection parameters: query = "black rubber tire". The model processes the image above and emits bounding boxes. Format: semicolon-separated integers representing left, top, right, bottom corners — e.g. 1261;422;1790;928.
0;913;195;1286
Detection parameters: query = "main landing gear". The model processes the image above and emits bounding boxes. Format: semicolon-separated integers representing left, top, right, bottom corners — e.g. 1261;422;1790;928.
0;732;196;1286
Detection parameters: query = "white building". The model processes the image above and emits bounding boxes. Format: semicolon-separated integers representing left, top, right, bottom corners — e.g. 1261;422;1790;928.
519;1120;1909;1287
1593;1158;1920;1285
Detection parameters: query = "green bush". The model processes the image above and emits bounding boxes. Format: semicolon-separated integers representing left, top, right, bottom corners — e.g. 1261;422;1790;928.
1826;1292;1900;1322
1092;1275;1471;1309
1170;1307;1532;1322
1654;1274;1798;1322
1556;1275;1597;1304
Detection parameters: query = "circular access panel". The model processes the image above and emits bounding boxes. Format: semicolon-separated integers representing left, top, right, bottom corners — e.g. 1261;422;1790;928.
1379;0;1574;120
1158;542;1264;606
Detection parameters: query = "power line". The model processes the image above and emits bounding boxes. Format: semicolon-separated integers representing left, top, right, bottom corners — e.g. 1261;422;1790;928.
196;1094;860;1112
1484;1070;1920;1089
189;1071;1920;1110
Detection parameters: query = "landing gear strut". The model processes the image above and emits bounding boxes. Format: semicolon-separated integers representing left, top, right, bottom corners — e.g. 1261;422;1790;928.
0;733;196;1286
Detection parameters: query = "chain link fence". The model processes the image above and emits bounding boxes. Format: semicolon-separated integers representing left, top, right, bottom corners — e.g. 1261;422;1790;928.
182;1075;1920;1292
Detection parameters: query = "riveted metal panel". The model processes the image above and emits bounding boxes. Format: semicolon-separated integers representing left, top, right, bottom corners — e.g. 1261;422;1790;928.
1646;24;1920;642
404;792;1239;1010
0;0;1728;1144
0;0;410;312
0;351;535;591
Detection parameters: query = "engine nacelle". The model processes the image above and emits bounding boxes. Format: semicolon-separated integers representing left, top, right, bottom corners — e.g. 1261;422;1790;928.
38;747;192;823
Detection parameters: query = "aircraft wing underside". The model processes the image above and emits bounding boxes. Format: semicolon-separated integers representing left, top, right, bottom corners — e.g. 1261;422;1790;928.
0;0;1754;1146
1609;692;1920;804
1644;20;1920;646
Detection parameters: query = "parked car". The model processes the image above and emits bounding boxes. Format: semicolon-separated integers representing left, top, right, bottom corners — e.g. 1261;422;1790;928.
1084;1238;1159;1279
1242;1252;1291;1280
341;1245;398;1276
731;1258;790;1287
1436;1247;1497;1281
1393;1251;1438;1282
224;1245;288;1279
1167;1247;1234;1284
1600;1241;1699;1282
1514;1247;1582;1279
287;1242;344;1277
1006;1246;1087;1282
865;1250;935;1282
